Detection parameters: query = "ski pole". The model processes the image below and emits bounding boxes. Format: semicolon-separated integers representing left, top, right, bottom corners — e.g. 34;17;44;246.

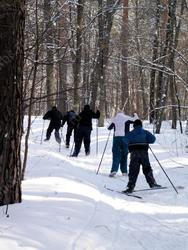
40;120;45;144
61;126;65;144
149;146;178;194
96;119;99;156
69;142;75;156
96;130;111;175
69;127;77;156
59;127;63;152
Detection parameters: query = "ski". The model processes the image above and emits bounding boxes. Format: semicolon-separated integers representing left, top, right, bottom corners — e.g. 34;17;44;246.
55;132;61;144
55;137;61;144
133;186;168;193
104;185;142;199
176;186;184;189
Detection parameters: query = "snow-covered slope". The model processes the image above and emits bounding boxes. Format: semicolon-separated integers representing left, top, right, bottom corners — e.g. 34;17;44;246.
0;118;188;250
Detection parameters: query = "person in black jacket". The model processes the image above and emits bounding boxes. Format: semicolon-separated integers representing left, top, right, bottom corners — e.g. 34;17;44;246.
62;110;78;148
71;104;100;157
43;106;63;143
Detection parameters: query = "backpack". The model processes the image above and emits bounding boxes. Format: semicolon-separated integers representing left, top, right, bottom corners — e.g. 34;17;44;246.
67;111;77;127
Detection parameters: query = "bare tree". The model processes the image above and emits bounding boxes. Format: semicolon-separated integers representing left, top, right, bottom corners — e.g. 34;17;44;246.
73;0;85;111
57;0;69;113
90;0;120;126
121;0;129;112
44;0;55;109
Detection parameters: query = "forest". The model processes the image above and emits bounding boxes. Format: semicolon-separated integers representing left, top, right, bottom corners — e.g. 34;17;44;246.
0;0;188;205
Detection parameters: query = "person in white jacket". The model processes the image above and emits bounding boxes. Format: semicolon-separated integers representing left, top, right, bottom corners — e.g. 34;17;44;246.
108;112;138;177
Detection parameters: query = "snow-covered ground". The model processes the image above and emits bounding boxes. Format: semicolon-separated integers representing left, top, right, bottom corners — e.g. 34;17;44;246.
0;117;188;250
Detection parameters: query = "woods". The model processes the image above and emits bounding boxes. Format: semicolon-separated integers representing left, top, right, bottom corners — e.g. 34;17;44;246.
23;0;188;128
0;0;188;206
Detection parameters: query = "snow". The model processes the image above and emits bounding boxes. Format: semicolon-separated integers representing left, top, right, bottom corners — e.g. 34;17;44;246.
0;117;188;250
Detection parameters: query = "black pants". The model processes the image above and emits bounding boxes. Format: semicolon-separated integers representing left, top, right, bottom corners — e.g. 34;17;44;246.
46;123;60;139
66;126;77;146
127;150;156;188
74;126;91;155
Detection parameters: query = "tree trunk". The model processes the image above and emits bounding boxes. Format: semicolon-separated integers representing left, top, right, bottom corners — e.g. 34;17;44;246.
0;1;25;206
92;0;120;126
155;0;169;133
121;0;129;112
44;0;55;110
22;0;39;180
135;0;147;118
170;0;185;132
57;0;69;113
149;0;160;123
73;0;85;112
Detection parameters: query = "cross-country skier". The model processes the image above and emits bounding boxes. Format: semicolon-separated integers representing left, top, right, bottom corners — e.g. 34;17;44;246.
108;111;138;177
123;119;161;193
62;110;78;148
71;104;100;157
43;106;63;143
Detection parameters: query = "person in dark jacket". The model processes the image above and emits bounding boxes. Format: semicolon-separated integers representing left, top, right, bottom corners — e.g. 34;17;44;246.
123;119;161;193
108;112;138;177
62;110;78;148
43;106;63;143
71;104;100;157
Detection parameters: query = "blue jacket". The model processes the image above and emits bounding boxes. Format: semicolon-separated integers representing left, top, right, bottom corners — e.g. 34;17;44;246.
124;126;156;152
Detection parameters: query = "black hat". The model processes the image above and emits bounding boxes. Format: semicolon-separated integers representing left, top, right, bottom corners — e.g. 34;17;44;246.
84;104;90;111
133;119;142;128
52;106;57;110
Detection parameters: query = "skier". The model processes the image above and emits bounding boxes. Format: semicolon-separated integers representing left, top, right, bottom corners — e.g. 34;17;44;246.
71;104;100;157
43;106;63;143
108;111;139;177
62;110;78;148
123;119;161;193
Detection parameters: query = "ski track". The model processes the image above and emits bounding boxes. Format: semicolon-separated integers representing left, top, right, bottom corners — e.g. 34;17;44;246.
67;175;122;250
116;204;187;250
67;173;188;250
68;174;145;250
69;190;114;250
22;120;188;250
70;197;100;250
109;200;149;250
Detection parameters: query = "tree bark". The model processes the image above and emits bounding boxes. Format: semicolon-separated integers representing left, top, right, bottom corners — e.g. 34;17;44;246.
121;0;129;112
155;0;169;133
73;0;85;112
22;0;39;180
149;0;160;123
57;0;69;113
0;1;25;206
44;0;55;110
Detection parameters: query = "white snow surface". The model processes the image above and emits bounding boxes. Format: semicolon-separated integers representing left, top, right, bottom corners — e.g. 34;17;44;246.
0;117;188;250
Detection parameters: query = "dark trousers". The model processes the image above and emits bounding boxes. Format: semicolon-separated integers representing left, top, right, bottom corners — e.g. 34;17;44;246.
46;123;60;139
127;150;156;188
66;126;77;146
74;126;91;155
